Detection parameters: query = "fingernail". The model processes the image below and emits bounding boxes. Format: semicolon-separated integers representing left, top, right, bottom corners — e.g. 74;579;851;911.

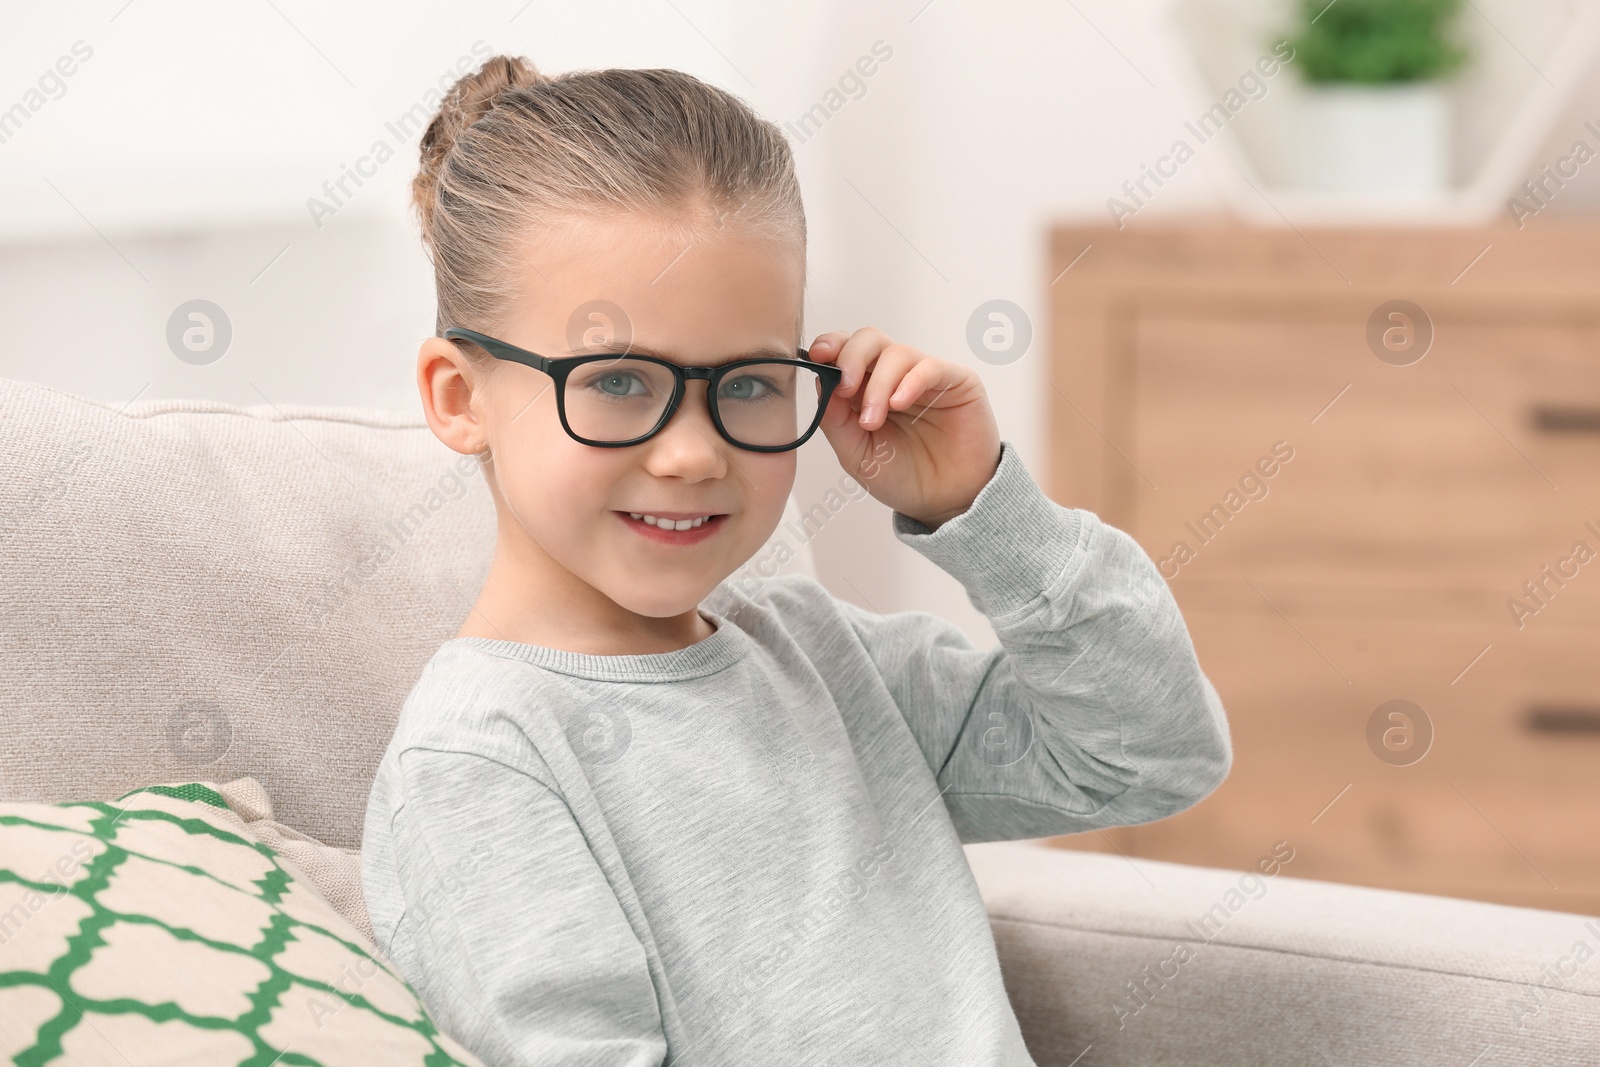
860;403;876;424
842;372;855;392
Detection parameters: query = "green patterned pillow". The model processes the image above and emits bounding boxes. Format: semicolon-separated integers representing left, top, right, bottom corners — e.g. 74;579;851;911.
0;781;483;1066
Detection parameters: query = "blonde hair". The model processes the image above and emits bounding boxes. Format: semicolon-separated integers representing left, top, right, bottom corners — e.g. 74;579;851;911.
412;55;806;345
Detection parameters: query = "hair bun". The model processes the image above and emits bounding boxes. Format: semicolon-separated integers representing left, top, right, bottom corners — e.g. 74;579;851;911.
413;54;545;241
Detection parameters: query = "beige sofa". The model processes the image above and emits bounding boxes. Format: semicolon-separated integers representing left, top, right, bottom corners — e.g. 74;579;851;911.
2;374;1596;1064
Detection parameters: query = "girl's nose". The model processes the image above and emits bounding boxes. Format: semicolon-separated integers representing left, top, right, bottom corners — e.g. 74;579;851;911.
650;380;728;466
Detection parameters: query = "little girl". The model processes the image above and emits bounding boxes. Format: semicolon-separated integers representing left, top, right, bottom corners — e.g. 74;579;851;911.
361;54;1232;1067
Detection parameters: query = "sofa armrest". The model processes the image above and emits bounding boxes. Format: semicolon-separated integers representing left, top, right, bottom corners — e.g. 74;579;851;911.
963;841;1600;1066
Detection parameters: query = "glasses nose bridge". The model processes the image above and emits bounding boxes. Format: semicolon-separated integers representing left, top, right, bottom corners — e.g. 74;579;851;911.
658;363;722;438
668;364;720;414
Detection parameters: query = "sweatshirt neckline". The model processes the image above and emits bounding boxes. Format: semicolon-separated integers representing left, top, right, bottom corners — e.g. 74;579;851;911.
441;606;749;682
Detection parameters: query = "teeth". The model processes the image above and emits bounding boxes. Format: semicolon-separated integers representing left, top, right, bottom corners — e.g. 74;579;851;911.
628;513;712;530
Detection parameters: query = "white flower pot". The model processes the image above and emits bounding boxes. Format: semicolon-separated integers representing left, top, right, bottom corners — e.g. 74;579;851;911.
1297;81;1451;195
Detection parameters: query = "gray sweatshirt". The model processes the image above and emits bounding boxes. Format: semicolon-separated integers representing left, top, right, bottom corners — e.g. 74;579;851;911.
360;439;1232;1066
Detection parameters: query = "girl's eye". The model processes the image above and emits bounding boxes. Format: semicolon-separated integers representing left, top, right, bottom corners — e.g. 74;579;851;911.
591;372;648;398
720;374;779;402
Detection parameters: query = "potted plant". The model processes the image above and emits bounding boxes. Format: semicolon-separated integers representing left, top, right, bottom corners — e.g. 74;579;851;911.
1282;0;1469;194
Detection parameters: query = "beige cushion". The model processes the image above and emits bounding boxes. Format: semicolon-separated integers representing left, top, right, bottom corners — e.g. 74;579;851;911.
0;376;815;851
964;841;1600;1065
214;775;374;943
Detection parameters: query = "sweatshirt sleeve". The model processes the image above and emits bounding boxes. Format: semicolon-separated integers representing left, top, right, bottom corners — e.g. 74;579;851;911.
836;439;1232;844
378;746;667;1067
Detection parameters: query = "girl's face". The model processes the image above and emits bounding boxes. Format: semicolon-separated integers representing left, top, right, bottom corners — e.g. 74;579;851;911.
434;211;806;649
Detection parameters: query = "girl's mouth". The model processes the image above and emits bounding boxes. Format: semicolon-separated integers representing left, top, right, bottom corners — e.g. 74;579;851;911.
616;512;729;545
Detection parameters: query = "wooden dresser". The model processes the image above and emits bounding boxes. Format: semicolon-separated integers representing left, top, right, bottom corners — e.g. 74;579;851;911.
1043;219;1600;916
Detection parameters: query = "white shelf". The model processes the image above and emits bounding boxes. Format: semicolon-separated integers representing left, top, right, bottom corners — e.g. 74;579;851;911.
1155;0;1600;226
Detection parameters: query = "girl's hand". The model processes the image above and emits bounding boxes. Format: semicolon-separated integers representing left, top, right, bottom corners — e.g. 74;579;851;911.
808;327;1002;532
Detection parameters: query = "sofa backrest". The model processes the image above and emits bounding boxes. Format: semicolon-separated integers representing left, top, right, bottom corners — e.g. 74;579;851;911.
0;376;815;849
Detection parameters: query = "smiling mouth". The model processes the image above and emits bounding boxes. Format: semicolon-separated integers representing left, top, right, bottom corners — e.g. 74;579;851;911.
625;512;722;530
615;511;729;544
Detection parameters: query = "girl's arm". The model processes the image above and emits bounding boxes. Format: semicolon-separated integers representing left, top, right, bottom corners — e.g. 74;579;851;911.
834;440;1232;843
379;747;667;1066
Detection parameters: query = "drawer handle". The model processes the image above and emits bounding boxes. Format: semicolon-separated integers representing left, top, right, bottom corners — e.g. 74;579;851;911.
1524;705;1600;734
1531;404;1600;434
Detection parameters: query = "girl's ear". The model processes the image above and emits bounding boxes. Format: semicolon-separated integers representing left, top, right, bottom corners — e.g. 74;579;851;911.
417;336;492;457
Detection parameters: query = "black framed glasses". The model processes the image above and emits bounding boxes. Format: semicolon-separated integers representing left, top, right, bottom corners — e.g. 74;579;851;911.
443;326;843;453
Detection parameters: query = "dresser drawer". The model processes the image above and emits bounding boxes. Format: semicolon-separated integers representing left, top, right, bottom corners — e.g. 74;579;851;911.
1127;310;1600;622
1056;605;1600;915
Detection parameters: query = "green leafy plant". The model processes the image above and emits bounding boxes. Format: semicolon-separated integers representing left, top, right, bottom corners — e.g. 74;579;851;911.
1283;0;1469;84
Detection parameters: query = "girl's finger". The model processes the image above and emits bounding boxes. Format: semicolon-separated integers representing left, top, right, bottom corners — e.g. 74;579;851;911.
818;377;871;455
888;359;933;409
890;358;963;413
858;346;922;428
832;327;893;398
807;331;852;366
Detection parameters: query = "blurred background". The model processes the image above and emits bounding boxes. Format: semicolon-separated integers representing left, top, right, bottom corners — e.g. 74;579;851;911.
4;0;1599;914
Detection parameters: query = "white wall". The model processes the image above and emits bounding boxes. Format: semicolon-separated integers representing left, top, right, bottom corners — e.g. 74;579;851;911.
5;0;1600;646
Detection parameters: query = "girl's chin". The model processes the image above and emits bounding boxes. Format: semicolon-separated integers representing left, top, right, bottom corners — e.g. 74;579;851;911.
603;579;728;620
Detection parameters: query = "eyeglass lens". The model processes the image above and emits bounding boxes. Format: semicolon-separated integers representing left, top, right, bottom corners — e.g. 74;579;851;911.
564;357;823;448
